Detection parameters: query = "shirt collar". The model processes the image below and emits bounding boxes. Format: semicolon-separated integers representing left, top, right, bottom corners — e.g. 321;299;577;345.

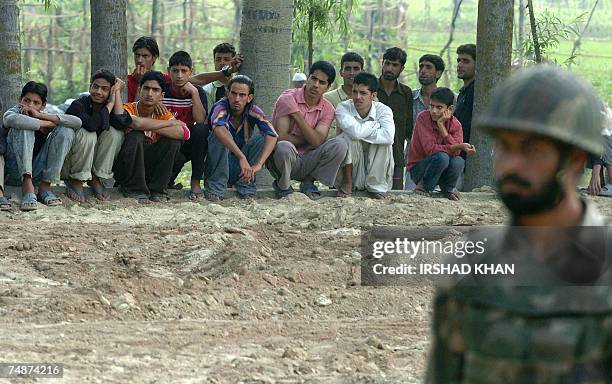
378;78;406;96
295;87;325;111
351;100;377;121
413;88;423;102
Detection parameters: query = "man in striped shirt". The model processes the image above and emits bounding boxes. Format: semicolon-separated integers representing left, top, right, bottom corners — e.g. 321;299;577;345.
163;51;209;200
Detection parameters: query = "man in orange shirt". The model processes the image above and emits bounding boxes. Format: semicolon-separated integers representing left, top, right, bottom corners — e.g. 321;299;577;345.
113;71;189;203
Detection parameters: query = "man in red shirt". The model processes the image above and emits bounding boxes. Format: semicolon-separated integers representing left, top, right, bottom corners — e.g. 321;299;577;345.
406;87;475;200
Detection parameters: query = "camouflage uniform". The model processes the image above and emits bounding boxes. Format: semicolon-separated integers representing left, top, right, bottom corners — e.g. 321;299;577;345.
425;67;612;383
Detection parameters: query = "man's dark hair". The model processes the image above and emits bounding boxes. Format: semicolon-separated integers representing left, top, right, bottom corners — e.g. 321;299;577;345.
91;69;117;87
383;47;407;66
228;75;255;95
430;87;455;107
309;61;336;85
168;51;193;69
341;52;364;69
419;54;445;73
213;43;236;57
456;44;476;61
140;71;167;93
132;36;160;57
20;81;48;103
352;72;378;93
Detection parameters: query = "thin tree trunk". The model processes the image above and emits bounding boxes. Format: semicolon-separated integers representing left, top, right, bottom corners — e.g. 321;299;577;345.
307;10;314;72
0;0;21;112
189;0;196;54
233;0;242;46
81;0;90;86
159;1;165;64
151;0;159;36
440;0;463;87
46;16;54;98
464;0;514;190
365;3;375;72
569;0;599;61
527;0;541;63
126;0;136;39
23;28;33;75
518;0;525;66
91;0;128;98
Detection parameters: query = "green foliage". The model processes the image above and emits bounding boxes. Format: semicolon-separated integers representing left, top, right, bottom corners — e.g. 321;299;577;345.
523;10;586;65
292;0;355;69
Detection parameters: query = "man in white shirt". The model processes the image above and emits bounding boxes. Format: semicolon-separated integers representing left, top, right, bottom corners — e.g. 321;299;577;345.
334;71;395;199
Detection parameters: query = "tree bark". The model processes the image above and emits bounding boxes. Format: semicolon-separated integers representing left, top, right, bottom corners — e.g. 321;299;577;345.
518;0;525;66
45;13;54;97
464;0;514;190
151;0;159;36
240;0;294;187
307;9;314;72
0;0;21;113
81;0;90;86
233;0;242;45
527;0;541;63
91;0;128;98
240;0;294;115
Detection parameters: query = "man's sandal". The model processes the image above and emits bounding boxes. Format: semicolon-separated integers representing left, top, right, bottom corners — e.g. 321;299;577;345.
20;192;38;211
0;196;13;211
37;190;62;206
65;181;86;203
300;182;321;200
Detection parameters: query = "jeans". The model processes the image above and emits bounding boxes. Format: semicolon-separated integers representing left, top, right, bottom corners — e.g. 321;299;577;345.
409;152;464;193
206;133;265;197
5;126;75;186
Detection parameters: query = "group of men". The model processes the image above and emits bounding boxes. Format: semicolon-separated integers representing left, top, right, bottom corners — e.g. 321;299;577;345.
0;37;519;210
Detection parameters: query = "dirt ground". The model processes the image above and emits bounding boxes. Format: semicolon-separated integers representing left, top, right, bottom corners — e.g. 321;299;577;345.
1;188;611;383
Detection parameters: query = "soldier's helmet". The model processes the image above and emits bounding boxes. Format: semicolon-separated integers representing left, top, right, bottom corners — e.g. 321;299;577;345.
475;66;604;156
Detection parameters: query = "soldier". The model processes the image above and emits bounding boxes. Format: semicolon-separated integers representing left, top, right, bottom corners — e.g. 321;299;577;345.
426;67;611;383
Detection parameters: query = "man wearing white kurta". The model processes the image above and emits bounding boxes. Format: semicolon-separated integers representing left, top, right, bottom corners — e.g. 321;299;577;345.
334;72;395;199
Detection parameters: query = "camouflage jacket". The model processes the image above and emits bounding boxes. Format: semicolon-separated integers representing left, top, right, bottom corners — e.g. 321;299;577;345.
426;201;612;384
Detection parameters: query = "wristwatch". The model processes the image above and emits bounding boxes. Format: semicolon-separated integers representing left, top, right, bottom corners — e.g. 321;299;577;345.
221;65;232;77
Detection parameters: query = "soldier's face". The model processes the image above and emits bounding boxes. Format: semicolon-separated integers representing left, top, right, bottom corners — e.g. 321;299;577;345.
494;131;565;216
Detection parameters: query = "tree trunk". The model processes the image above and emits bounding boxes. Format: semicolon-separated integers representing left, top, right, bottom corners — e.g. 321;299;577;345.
307;9;313;72
0;0;21;113
240;0;294;115
440;0;464;88
233;0;242;46
151;0;159;36
464;0;514;190
189;0;196;54
240;0;294;187
81;0;90;86
518;0;525;66
46;13;54;98
91;0;128;98
527;0;541;63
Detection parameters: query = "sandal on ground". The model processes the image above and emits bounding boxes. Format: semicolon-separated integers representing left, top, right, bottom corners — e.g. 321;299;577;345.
188;189;205;201
336;188;352;198
299;182;321;200
37;190;62;206
272;180;293;199
20;192;38;211
445;190;461;201
89;182;110;201
0;196;12;211
65;181;86;203
414;187;431;196
369;191;389;200
168;182;183;190
150;193;170;203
